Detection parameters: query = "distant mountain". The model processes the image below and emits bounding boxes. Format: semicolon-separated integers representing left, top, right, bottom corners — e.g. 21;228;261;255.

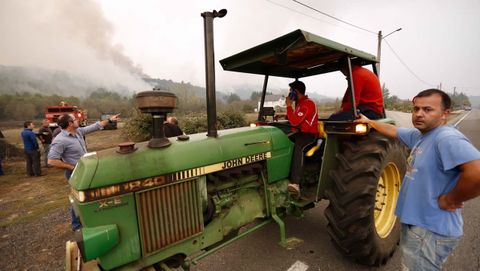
308;92;337;103
0;65;337;103
0;65;214;100
0;65;136;97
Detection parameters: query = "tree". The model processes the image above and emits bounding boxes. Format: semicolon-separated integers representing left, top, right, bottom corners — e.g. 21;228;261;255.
250;91;272;101
225;93;241;104
250;91;262;101
449;90;471;109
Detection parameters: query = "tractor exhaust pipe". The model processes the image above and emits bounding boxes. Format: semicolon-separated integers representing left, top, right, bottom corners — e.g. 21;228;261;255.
201;9;227;138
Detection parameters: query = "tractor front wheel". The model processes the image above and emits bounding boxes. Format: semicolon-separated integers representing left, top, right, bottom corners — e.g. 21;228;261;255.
324;132;407;266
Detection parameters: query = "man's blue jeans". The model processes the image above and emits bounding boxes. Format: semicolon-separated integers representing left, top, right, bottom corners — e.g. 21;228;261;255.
400;224;460;271
65;170;81;231
42;144;50;167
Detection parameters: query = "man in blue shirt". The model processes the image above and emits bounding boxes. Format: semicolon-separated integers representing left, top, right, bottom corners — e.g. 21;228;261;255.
357;89;480;270
48;113;120;230
21;121;41;177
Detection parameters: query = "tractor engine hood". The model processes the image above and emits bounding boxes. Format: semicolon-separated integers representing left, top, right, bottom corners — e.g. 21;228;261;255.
70;126;292;194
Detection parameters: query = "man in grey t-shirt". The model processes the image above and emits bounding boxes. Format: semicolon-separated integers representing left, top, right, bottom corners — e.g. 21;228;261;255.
48;113;119;230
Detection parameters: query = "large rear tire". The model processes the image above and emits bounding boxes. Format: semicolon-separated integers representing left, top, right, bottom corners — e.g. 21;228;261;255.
324;132;407;266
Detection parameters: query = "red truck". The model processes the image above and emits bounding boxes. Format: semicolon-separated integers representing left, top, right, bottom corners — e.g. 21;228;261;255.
45;102;87;128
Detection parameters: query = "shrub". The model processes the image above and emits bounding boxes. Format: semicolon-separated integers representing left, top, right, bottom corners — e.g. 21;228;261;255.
121;108;152;142
123;109;247;140
182;113;208;134
217;110;246;129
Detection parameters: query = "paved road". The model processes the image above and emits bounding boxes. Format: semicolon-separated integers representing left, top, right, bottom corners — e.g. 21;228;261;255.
443;109;480;271
194;110;480;271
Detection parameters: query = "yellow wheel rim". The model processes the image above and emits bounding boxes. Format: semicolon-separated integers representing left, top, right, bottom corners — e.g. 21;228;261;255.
374;162;401;238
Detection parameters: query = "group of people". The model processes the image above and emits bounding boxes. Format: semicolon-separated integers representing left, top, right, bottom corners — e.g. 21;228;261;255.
20;114;121;230
21;115;184;178
286;60;480;270
20;113;184;231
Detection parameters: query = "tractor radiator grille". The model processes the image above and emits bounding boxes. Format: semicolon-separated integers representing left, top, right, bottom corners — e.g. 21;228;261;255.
136;178;203;255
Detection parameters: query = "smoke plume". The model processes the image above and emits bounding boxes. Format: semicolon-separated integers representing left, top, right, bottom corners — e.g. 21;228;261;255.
0;0;151;95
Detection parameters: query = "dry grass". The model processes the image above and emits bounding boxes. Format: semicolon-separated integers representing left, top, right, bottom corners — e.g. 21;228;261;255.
0;125;126;270
0;162;67;226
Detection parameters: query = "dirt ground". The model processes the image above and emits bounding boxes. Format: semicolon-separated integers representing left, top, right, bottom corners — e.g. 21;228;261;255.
0;127;125;271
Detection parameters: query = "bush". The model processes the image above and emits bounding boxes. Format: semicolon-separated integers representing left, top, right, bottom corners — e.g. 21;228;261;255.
123;110;247;140
182;113;208;134
181;110;246;133
217;110;246;129
121;108;152;142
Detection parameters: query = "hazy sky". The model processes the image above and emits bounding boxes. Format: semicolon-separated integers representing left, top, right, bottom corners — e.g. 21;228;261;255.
97;0;480;99
2;0;480;99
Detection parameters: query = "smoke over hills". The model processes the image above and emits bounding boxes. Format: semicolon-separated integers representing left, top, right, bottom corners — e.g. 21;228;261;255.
0;0;151;96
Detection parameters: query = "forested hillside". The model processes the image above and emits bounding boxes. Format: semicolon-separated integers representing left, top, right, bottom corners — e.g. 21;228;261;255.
1;65;474;123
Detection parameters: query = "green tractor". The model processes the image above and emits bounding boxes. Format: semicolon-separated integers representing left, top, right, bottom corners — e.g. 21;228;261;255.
65;9;406;271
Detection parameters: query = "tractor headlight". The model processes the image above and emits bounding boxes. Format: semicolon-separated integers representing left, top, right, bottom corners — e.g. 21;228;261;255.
78;191;86;202
355;123;368;134
71;189;86;203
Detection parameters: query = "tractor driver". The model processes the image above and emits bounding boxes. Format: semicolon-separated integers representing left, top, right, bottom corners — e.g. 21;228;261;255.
285;80;319;194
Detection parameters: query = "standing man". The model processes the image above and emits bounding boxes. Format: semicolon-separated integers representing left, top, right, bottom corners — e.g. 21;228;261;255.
38;119;53;167
330;58;384;120
357;89;480;270
164;116;184;137
52;126;61;138
285;80;318;193
48;113;120;231
21;121;41;177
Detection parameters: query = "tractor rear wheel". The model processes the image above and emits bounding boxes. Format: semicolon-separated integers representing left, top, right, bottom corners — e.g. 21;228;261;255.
324;132;407;266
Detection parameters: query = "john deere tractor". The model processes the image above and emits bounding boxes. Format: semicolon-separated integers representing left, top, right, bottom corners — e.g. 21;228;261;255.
65;9;406;271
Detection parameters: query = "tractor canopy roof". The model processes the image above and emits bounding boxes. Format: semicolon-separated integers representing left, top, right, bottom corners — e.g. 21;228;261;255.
220;29;377;79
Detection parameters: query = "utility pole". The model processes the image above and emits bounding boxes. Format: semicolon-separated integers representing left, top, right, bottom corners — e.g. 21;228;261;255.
376;31;382;78
376;28;402;80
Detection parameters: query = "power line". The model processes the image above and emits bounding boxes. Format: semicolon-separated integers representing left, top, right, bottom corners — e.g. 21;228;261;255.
264;0;354;31
287;1;431;87
384;41;480;92
384;39;435;87
271;0;480;94
292;0;377;35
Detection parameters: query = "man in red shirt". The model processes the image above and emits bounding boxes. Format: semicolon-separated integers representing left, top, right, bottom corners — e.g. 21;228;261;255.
330;60;384;120
286;80;318;189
